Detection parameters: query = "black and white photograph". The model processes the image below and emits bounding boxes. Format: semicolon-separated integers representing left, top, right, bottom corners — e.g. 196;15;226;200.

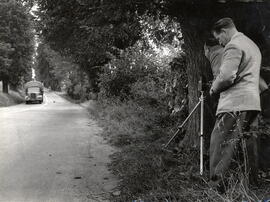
1;0;270;201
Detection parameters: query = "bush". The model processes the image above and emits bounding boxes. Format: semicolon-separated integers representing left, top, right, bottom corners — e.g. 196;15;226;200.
98;44;165;100
66;69;89;100
130;73;169;107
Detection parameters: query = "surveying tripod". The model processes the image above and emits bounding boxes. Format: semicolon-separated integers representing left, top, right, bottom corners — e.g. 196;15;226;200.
163;78;205;176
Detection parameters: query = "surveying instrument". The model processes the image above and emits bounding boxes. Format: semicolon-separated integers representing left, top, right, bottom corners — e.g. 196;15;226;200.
163;77;205;176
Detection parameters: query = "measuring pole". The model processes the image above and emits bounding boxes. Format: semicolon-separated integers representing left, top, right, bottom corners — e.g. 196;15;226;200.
199;78;204;175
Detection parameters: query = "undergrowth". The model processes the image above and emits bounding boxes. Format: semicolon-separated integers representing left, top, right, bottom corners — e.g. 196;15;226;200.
88;99;270;202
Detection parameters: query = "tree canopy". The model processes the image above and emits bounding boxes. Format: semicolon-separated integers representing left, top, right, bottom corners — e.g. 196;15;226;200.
34;0;270;147
0;0;34;93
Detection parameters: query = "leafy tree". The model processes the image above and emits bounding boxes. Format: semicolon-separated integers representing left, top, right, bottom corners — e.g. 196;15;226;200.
98;13;182;101
159;0;270;148
34;0;170;93
0;42;13;93
35;0;270;148
0;0;34;93
35;43;59;90
35;43;77;91
35;42;89;100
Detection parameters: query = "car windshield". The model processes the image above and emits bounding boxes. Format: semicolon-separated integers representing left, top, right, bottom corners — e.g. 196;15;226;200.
28;87;40;93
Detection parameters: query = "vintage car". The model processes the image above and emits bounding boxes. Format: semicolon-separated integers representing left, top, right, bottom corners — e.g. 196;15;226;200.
24;80;44;104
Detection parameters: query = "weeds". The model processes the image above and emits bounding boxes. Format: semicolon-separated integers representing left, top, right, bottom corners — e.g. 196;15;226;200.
88;99;270;201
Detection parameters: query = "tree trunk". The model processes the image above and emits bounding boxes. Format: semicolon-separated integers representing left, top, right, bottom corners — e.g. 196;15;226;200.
179;14;214;149
2;79;9;94
182;50;201;148
167;0;270;178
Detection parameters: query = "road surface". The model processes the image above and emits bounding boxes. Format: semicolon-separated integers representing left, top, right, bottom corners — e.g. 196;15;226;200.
0;91;118;202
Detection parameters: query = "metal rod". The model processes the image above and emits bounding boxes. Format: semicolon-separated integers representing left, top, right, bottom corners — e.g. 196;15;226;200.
180;100;201;129
164;100;201;148
200;91;204;175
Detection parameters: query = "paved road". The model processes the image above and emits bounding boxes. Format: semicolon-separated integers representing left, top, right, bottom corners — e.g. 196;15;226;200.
0;91;117;202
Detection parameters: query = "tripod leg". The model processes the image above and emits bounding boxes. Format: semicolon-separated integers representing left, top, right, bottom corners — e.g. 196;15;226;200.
164;100;201;148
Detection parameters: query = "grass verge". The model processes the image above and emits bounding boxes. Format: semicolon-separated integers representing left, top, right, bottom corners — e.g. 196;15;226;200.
0;82;24;107
88;99;270;201
0;90;24;107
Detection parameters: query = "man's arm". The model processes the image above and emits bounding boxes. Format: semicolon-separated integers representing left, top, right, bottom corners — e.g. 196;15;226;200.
210;44;242;94
259;76;268;93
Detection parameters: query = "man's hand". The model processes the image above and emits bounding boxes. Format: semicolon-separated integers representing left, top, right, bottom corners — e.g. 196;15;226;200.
259;76;268;93
209;88;214;96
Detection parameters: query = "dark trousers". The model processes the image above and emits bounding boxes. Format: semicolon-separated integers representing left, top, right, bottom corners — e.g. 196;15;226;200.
210;111;259;184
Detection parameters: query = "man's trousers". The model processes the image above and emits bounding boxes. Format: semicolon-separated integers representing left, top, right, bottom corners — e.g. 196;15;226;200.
210;111;259;184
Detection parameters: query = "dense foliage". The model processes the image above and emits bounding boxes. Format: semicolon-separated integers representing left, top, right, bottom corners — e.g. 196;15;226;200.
34;0;153;93
34;0;270;147
24;0;270;200
0;0;34;93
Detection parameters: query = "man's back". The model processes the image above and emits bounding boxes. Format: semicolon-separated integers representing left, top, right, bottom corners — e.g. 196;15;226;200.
216;32;261;114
